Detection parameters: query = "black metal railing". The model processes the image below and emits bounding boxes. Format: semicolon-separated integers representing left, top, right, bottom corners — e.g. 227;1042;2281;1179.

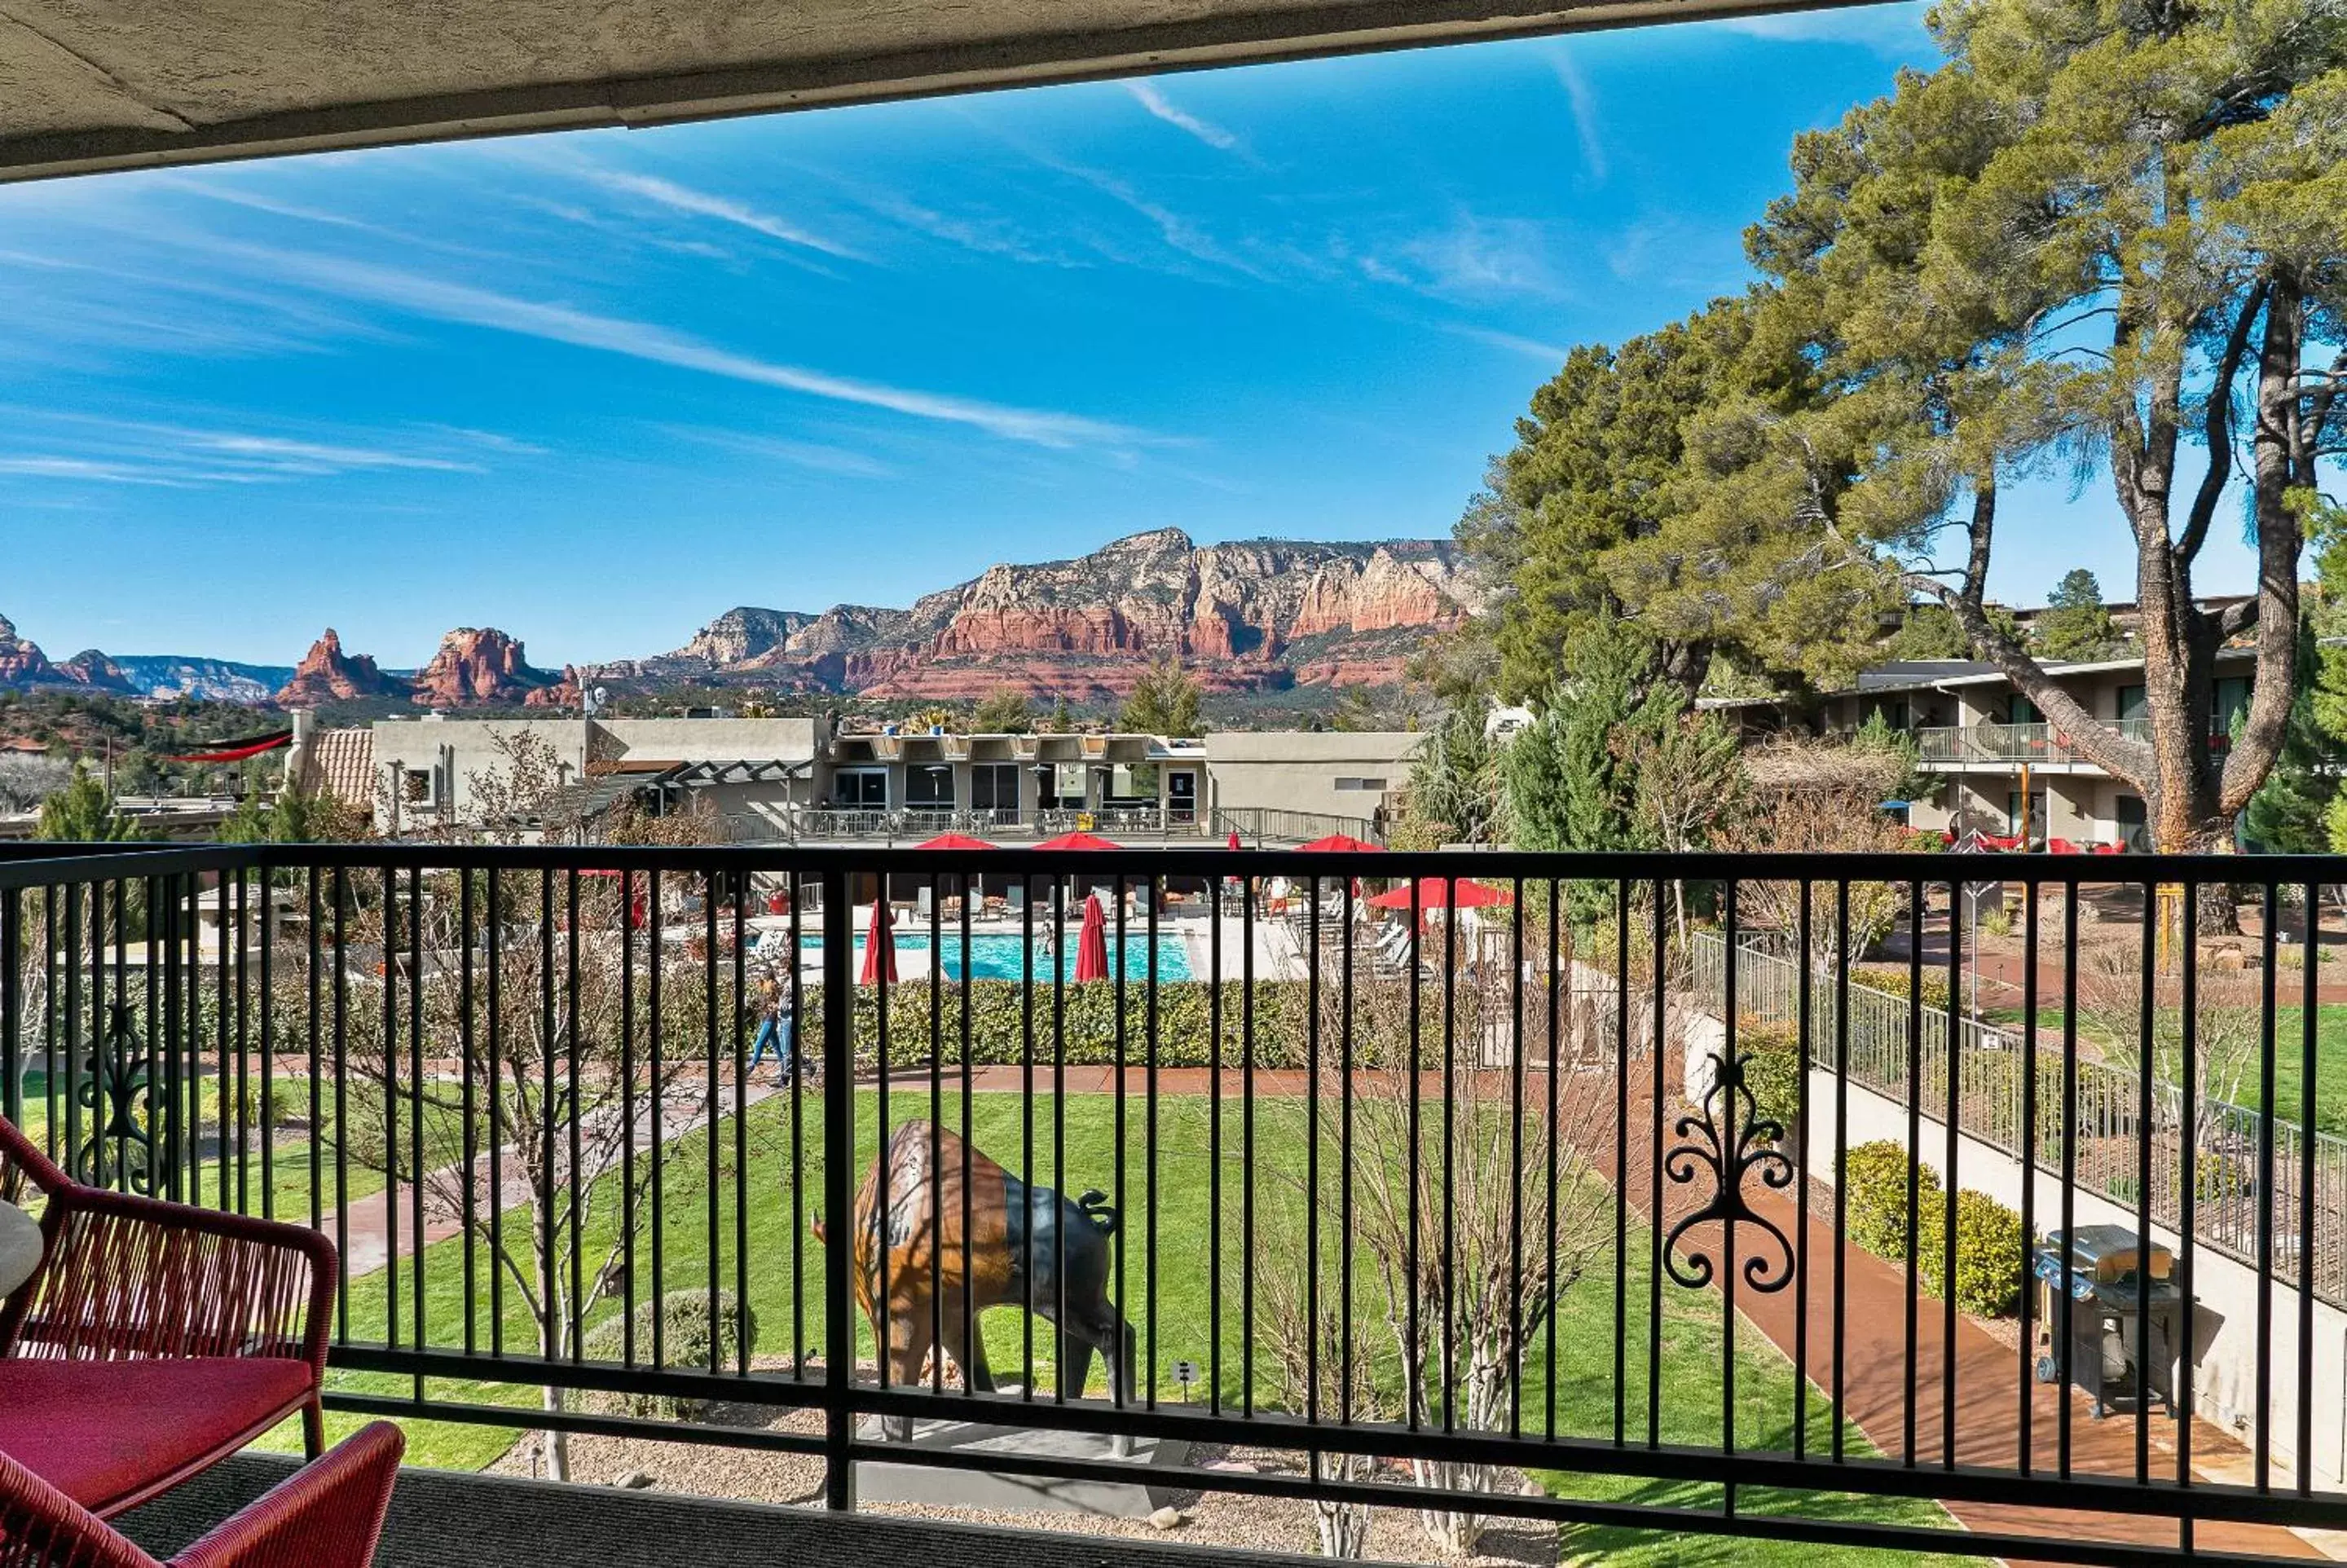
4;841;2345;1564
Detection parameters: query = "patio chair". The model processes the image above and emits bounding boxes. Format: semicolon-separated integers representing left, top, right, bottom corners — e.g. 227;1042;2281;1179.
0;1118;336;1519
0;1420;403;1568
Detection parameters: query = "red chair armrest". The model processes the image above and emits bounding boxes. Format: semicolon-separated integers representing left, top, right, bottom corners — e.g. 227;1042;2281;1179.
0;1446;157;1568
170;1423;404;1568
0;1115;70;1207
7;1185;336;1374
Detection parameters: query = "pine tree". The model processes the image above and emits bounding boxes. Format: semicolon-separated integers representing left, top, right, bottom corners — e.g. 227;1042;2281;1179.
34;764;145;843
2035;570;2119;661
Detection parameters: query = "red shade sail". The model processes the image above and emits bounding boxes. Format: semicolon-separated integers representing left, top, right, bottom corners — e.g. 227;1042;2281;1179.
1297;834;1384;854
1073;892;1111;983
859;901;896;984
1366;876;1514;910
1034;831;1120;851
161;729;292;764
914;833;996;851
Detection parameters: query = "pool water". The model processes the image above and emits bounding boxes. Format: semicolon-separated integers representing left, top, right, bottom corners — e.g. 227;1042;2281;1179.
798;930;1194;983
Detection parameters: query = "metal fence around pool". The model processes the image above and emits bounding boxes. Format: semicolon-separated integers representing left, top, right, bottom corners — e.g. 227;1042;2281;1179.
4;842;2345;1564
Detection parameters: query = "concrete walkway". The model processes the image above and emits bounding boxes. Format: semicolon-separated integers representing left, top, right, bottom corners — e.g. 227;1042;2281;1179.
323;1074;791;1280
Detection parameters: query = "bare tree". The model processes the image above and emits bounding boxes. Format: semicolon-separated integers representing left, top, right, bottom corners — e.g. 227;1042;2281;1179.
1257;1163;1398;1557
341;733;722;1479
2075;946;2262;1157
0;754;70;813
1313;963;1616;1557
1725;744;1920;970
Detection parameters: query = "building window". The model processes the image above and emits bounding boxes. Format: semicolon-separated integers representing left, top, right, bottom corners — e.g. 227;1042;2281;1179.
402;769;433;805
1332;777;1389;792
2116;685;2147;720
834;769;887;808
905;764;953;809
1107;762;1158;803
971;764;1019;813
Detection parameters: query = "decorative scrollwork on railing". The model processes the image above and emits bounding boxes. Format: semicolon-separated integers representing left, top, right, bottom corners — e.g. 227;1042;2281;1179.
73;1000;158;1195
1662;1050;1796;1294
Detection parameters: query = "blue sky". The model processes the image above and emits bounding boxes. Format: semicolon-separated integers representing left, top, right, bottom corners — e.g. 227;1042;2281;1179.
0;3;2262;669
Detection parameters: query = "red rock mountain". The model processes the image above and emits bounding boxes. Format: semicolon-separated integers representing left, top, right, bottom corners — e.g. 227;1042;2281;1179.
276;629;409;706
0;614;56;688
650;529;1477;700
412;627;556;707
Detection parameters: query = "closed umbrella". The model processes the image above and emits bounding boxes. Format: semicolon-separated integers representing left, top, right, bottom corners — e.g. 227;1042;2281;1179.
1366;876;1513;910
1226;830;1243;852
1073;892;1111;982
858;900;897;984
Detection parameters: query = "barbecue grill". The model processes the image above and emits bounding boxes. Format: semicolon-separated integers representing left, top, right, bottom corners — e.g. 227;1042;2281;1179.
2031;1225;2180;1419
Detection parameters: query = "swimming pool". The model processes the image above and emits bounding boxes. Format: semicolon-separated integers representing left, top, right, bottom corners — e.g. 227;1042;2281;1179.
793;930;1194;983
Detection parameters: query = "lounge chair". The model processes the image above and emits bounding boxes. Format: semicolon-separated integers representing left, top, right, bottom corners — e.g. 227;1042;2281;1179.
0;1117;336;1517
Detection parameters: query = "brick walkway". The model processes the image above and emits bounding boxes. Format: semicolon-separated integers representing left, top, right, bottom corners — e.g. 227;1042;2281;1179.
1599;1081;2328;1564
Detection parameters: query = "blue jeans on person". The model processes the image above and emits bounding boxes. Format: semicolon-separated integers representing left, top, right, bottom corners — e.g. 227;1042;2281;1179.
749;1011;795;1077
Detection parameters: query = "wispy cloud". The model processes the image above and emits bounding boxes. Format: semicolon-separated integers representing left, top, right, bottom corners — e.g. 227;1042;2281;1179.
1020;148;1275;282
1124;81;1243;153
1711;2;1935;55
662;425;894;479
1548;54;1608;182
0;456;199;487
214;243;1145;449
1442;324;1570;363
1362;215;1570;303
818;178;1084;269
572;167;863;262
0;407;532;488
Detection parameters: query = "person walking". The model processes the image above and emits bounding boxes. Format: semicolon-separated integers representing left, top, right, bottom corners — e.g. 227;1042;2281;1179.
746;967;796;1080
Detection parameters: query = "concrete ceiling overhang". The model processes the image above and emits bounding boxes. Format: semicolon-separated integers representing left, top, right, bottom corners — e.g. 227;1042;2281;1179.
0;0;1885;183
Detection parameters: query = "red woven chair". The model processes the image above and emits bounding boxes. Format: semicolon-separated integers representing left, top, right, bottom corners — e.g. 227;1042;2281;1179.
0;1420;402;1568
0;1118;336;1518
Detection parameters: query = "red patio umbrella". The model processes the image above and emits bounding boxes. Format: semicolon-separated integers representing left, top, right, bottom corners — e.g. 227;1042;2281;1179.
1073;892;1111;982
1297;834;1384;854
859;900;897;984
1034;830;1121;851
1226;830;1243;851
914;833;996;851
1366;876;1514;910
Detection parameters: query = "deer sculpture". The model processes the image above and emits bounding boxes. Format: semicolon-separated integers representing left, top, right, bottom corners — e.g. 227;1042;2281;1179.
812;1121;1135;1436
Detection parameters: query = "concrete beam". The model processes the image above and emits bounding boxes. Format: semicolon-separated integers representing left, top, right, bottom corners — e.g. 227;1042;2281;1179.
0;0;1893;183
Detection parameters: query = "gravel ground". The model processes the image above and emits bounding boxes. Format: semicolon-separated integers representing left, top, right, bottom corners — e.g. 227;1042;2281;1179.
483;1363;1555;1566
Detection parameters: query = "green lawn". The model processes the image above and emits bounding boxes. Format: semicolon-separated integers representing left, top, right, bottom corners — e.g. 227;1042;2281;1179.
1984;1002;2347;1134
10;1066;429;1214
256;1087;1975;1560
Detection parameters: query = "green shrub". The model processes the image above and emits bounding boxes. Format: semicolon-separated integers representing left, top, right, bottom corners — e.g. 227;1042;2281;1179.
1735;1019;1803;1140
1918;1187;2025;1318
1850;967;1953;1013
581;1290;756;1418
236;1080;298;1129
1846;1141;2024;1318
1843;1139;1936;1259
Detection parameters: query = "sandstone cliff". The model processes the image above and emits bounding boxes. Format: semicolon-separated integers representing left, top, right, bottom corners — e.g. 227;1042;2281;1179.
0;615;56;688
412;628;556;707
657;529;1469;700
276;629;409;706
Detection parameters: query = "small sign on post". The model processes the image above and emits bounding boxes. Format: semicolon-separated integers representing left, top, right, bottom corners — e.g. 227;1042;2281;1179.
1171;1359;1200;1405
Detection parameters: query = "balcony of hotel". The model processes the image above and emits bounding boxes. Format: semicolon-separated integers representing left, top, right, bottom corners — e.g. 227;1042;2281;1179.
1913;719;2164;773
5;839;2347;1567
